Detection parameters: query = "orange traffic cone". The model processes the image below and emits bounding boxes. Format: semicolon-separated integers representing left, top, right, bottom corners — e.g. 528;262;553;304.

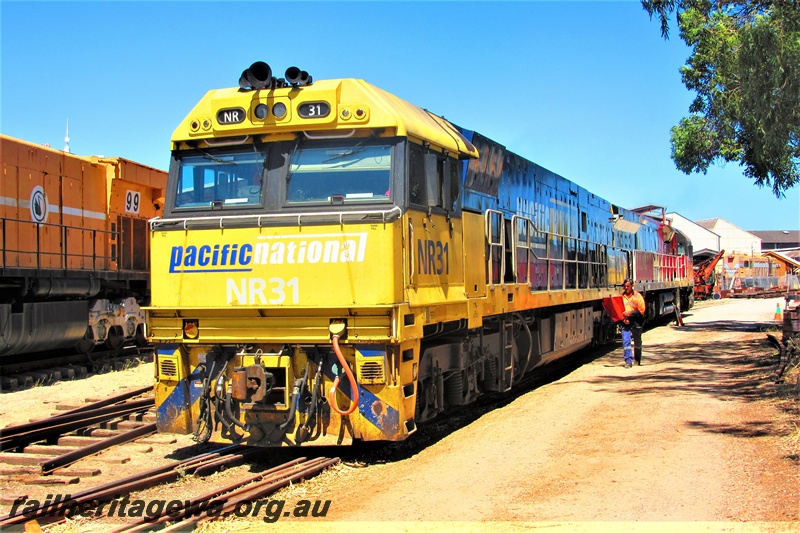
775;305;783;321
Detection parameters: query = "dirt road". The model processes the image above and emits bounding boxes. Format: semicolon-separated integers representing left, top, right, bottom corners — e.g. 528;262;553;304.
204;297;799;531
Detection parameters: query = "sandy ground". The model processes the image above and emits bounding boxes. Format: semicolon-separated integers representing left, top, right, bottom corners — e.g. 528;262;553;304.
1;297;798;532
0;363;156;429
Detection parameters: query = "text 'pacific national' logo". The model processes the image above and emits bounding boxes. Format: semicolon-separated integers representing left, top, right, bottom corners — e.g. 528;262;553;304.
168;233;368;273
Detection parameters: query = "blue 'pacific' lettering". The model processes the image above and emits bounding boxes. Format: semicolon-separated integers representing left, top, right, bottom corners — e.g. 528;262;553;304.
169;244;253;273
167;233;368;274
198;245;211;266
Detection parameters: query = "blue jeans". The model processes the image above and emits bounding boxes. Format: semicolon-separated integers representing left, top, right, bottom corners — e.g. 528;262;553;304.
622;324;643;365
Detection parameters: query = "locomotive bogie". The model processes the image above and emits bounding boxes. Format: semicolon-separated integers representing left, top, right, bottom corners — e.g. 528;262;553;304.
86;297;146;349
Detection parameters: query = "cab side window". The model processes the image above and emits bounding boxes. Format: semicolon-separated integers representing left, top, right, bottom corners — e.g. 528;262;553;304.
408;142;461;214
409;143;426;206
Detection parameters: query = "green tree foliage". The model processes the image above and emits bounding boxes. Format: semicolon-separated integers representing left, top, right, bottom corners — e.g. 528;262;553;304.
642;0;799;196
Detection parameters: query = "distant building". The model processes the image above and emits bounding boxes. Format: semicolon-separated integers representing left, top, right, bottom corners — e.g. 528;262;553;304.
663;215;799;296
750;230;800;251
784;250;800;262
696;218;761;256
762;251;800;275
666;212;721;259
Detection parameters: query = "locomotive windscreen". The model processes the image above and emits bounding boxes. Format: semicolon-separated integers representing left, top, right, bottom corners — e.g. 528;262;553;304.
287;143;392;204
174;151;265;210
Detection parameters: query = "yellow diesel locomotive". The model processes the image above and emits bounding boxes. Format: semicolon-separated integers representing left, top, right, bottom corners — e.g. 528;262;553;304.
150;61;693;447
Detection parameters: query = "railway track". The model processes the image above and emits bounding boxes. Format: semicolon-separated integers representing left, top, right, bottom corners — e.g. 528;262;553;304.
0;386;340;529
109;456;339;532
0;387;157;479
0;346;153;391
1;448;338;529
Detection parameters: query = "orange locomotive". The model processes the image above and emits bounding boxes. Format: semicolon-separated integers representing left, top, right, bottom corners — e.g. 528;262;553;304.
0;135;167;356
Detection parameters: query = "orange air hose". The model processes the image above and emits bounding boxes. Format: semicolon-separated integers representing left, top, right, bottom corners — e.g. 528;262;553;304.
328;335;359;416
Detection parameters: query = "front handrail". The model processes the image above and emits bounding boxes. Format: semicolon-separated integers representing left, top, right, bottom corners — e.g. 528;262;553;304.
149;205;403;231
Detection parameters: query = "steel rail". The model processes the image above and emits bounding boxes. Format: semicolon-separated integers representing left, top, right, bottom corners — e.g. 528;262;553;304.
0;400;154;451
173;457;340;531
0;444;246;526
107;456;322;533
48;386;153;419
40;422;157;474
194;457;340;526
188;447;262;477
0;398;153;440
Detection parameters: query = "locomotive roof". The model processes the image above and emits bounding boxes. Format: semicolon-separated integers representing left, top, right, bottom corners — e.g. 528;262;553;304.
171;78;479;160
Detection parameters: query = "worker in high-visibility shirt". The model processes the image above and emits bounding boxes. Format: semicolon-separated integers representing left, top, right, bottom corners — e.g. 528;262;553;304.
621;279;646;368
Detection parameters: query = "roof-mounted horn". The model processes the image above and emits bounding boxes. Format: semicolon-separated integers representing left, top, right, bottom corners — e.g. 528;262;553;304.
239;61;273;91
285;66;313;87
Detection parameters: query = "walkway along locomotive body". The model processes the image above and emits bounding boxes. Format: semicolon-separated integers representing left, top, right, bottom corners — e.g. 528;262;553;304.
150;62;694;446
0;135;167;356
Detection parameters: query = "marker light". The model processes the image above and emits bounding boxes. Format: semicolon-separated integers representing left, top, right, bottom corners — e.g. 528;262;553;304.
183;321;199;339
254;104;269;120
272;102;287;119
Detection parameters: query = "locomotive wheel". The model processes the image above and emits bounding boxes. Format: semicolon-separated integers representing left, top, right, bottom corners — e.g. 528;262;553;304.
75;328;95;354
134;324;149;347
104;326;125;351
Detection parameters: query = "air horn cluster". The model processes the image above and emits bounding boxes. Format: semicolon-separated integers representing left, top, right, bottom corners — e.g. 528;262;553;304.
239;61;313;91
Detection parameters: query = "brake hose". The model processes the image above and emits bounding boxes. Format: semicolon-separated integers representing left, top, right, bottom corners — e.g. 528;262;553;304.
301;356;324;434
193;364;212;443
279;371;307;431
327;334;359;416
224;389;250;432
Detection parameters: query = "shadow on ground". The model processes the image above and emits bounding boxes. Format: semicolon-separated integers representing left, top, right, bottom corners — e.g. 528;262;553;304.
581;317;799;452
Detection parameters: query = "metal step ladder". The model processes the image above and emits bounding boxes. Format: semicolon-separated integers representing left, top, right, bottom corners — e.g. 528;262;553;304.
499;318;514;392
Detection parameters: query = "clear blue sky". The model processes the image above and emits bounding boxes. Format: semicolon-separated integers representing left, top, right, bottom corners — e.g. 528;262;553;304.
2;1;798;231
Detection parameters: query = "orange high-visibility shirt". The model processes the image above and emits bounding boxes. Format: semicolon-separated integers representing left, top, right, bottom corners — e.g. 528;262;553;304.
623;291;646;316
